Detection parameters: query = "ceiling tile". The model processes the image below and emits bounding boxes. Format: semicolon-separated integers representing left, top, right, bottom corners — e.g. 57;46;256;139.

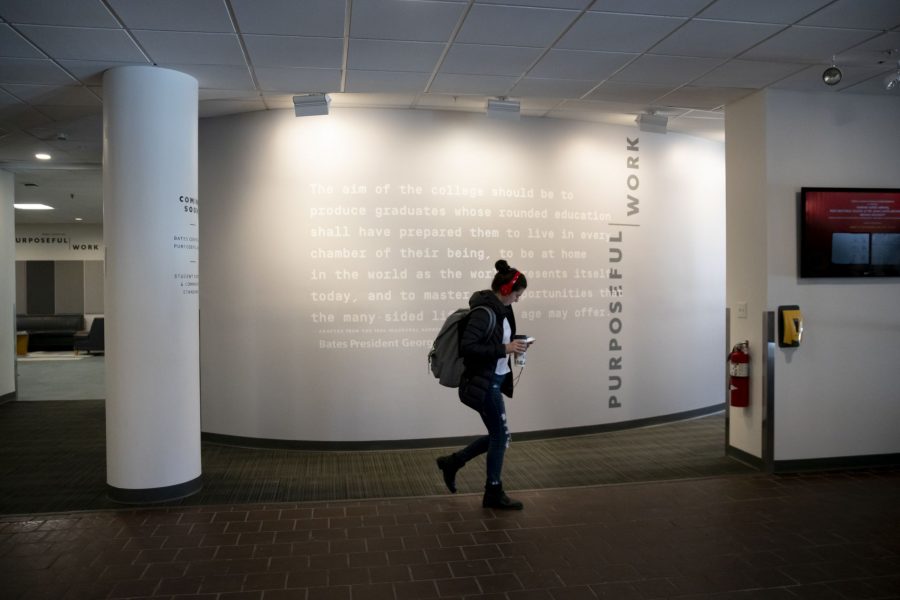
798;0;900;30
415;94;485;112
57;60;150;86
509;77;598;98
30;104;101;122
0;0;119;28
838;31;900;61
345;70;430;93
0;24;43;59
30;108;96;145
133;31;246;66
428;73;517;95
693;59;809;88
610;55;723;85
199;98;267;118
0;106;51;132
350;0;466;42
557;12;685;53
200;89;261;101
441;44;543;76
165;64;255;90
255;67;342;93
589;0;711;17
243;35;343;69
655;85;755;109
456;5;578;47
741;26;880;63
1;84;100;106
529;49;636;80
230;0;345;37
347;39;444;72
477;0;591;8
651;20;785;58
109;0;235;33
697;0;833;24
15;25;146;62
586;81;675;103
0;57;76;85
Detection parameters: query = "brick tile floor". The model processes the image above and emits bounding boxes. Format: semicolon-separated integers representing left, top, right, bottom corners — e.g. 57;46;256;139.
2;471;899;599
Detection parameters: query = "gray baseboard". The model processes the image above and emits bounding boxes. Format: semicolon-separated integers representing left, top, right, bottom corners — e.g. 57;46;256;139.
107;475;202;504
202;403;726;451
773;453;900;473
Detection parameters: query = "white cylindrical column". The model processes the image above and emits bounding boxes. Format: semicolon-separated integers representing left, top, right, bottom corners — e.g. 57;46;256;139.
103;66;201;502
0;170;15;402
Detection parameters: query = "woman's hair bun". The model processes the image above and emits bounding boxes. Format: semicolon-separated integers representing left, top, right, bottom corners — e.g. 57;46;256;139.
495;259;511;273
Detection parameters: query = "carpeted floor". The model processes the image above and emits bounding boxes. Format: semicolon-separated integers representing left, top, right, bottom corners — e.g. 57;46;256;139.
0;399;754;515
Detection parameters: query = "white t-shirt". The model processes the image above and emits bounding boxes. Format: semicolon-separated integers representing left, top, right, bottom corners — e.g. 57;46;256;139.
495;317;511;375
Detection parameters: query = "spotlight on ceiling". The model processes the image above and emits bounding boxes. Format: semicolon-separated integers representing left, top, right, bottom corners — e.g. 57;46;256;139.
884;59;900;91
486;98;520;120
822;65;843;86
635;112;668;134
292;93;330;117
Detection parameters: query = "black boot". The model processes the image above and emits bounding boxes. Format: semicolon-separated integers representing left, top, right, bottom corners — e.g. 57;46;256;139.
436;453;465;493
482;483;523;510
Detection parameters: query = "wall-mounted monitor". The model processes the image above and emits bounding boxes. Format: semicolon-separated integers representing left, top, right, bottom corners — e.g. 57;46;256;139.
800;187;900;278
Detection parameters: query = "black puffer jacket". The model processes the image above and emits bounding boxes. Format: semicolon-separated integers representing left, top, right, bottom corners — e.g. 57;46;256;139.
458;290;515;410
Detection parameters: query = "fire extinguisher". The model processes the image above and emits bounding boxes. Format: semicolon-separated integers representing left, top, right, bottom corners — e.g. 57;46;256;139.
728;341;750;407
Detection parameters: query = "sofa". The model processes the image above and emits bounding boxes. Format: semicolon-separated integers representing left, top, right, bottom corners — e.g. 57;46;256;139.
16;314;84;352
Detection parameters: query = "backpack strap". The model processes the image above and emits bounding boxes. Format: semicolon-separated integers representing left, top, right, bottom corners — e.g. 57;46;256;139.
472;305;496;342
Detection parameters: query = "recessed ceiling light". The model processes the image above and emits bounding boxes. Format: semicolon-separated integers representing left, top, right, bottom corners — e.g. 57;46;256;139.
75;217;83;221
14;203;54;210
35;153;51;160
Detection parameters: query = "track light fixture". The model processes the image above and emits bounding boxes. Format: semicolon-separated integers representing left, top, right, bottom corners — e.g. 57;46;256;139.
822;65;842;86
486;97;520;120
635;111;667;134
292;93;330;117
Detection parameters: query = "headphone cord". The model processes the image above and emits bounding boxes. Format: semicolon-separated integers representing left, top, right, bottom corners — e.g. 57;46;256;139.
513;364;525;387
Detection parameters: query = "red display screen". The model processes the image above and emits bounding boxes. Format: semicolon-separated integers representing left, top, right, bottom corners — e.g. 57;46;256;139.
800;188;900;278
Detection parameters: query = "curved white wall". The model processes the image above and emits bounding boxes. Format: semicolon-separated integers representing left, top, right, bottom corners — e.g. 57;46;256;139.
199;108;725;442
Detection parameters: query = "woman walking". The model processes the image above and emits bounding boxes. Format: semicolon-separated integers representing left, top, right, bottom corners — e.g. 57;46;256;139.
437;260;530;510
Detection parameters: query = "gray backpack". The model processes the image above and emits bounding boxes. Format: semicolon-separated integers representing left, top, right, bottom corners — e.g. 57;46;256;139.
427;306;496;388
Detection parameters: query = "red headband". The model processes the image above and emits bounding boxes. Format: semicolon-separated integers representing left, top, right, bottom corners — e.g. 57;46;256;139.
500;271;520;296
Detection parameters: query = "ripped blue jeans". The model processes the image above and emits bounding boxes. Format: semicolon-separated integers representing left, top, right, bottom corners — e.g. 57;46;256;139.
457;372;510;486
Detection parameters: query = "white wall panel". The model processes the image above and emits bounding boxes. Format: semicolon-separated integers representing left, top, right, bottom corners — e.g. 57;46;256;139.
765;91;900;461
